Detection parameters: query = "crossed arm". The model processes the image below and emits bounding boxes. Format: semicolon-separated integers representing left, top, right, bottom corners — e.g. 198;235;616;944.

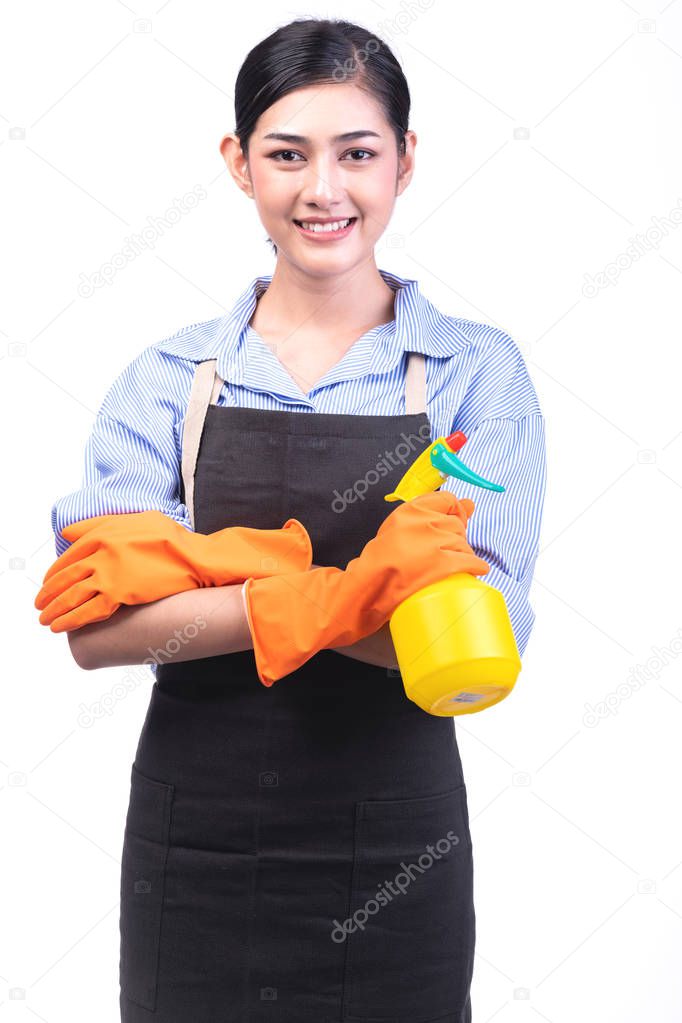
67;566;399;673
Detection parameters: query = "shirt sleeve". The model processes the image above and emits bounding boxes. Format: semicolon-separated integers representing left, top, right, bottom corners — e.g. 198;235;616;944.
50;346;192;559
437;327;547;657
439;414;546;657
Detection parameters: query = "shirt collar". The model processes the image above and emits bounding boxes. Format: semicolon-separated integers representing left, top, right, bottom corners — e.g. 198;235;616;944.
154;268;473;393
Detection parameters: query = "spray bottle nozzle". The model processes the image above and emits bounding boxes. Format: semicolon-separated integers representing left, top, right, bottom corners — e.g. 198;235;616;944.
384;430;504;503
430;443;505;492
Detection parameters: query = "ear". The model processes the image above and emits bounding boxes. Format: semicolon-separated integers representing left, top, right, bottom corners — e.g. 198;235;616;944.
396;130;417;197
219;133;254;198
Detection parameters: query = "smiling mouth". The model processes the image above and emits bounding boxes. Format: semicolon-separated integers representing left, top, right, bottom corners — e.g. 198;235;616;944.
293;217;357;232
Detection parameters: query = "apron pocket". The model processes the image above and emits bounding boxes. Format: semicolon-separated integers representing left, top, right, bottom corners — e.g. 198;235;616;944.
342;785;475;1022
119;763;174;1012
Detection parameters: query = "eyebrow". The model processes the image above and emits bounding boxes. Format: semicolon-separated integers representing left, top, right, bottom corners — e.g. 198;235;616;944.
261;130;382;144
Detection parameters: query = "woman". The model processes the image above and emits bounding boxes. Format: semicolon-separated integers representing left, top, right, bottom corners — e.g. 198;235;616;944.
35;17;546;1022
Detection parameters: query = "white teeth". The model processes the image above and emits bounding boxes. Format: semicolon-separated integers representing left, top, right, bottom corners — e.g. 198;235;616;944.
298;218;352;233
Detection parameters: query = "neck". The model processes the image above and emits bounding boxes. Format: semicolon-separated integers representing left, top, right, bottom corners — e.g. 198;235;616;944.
251;258;397;346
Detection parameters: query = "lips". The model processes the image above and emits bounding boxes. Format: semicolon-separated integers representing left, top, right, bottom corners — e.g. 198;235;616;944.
292;217;357;226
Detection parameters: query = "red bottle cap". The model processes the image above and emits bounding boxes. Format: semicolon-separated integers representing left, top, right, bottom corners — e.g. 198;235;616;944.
444;431;467;452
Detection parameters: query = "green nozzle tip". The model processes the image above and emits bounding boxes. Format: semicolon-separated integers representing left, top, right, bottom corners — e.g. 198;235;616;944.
430;445;505;492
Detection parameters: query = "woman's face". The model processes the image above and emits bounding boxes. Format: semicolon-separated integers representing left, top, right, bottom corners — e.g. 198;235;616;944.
221;82;416;274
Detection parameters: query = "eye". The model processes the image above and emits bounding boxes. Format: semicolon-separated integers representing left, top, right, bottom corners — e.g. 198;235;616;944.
268;148;375;163
345;149;374;161
269;150;304;163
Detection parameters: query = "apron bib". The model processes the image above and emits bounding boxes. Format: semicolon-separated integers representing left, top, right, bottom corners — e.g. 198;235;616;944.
119;351;475;1023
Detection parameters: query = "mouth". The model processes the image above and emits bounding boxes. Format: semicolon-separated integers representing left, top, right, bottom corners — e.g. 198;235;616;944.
292;217;357;241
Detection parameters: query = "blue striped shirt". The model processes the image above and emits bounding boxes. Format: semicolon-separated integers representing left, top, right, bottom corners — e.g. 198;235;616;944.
50;267;546;667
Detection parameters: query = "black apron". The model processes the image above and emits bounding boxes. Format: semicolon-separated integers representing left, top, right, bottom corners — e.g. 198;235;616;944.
119;350;476;1022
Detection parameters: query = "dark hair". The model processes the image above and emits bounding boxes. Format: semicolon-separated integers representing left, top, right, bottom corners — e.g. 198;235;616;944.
233;18;411;256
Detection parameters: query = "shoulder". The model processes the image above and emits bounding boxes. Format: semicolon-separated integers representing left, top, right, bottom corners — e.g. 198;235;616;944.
416;284;526;370
444;313;526;365
98;315;227;422
434;313;542;423
149;313;229;363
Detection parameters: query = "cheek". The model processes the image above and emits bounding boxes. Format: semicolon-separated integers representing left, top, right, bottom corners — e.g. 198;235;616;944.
360;170;397;222
250;164;293;210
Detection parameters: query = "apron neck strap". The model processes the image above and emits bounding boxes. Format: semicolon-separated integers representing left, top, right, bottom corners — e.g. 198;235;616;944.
181;351;427;530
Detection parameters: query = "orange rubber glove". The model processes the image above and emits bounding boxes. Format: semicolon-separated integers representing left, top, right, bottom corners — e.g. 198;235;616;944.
35;510;312;633
242;491;491;686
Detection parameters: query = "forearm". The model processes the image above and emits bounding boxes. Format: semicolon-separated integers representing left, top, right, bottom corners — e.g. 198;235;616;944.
68;583;251;670
70;566;399;673
309;563;398;671
330;620;399;671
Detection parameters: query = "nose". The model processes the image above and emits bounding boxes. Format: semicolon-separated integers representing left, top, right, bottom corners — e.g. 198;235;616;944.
299;153;345;208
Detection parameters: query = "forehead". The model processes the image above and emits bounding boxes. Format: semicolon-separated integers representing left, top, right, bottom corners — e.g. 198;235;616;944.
256;83;387;139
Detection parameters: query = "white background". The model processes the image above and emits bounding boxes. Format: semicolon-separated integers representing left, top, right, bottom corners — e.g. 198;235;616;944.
2;0;682;1020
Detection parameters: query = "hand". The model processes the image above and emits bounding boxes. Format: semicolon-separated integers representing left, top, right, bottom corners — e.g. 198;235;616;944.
35;510;312;633
243;491;490;686
377;491;476;542
308;492;476;573
342;491;489;620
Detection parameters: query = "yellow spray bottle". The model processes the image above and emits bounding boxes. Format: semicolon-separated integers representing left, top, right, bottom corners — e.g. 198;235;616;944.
384;431;521;716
